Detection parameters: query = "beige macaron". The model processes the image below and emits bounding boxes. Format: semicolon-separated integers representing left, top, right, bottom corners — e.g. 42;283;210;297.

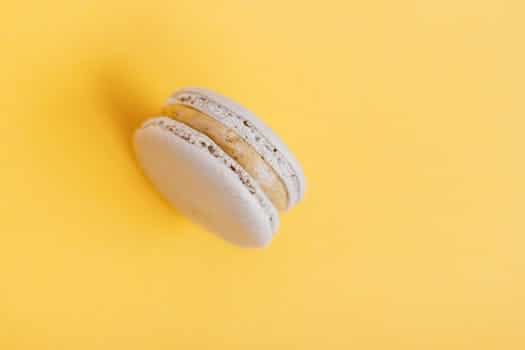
134;88;306;247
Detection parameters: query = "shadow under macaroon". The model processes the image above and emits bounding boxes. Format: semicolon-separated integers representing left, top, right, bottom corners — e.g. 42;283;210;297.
95;64;189;221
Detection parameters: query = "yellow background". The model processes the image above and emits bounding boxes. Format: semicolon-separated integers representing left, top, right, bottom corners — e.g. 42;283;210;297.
1;0;524;348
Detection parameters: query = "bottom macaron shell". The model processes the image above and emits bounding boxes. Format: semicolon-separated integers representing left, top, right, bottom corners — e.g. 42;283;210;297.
134;119;278;248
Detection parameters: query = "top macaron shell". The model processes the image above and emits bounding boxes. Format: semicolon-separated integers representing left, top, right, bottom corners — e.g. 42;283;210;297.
166;88;306;211
134;117;279;247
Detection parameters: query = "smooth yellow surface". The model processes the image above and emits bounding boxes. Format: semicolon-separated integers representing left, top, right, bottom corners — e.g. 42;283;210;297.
1;1;524;348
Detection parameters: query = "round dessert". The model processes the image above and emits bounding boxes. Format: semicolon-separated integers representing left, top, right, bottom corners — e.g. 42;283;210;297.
134;88;306;247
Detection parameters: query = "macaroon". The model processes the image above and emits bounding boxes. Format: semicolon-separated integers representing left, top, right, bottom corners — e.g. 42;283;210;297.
134;88;306;247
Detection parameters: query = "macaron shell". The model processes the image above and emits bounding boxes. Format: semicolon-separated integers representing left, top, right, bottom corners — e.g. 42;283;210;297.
167;88;306;209
134;117;279;248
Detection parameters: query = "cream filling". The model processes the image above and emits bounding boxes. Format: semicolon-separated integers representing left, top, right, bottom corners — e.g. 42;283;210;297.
168;90;302;209
162;104;289;211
